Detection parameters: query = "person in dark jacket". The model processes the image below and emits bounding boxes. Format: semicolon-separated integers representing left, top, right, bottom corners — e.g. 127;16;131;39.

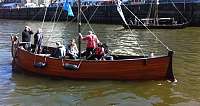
22;26;33;51
51;42;66;58
33;28;43;54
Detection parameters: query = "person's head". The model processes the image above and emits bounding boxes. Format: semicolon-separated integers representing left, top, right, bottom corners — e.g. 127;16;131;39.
97;42;103;47
70;39;75;43
25;26;29;31
37;28;42;33
69;39;76;46
88;31;93;35
56;42;61;47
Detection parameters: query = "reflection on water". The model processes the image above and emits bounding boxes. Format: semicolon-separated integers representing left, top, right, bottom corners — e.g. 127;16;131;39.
0;19;200;106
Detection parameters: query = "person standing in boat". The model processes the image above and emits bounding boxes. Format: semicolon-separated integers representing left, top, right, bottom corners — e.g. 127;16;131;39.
79;31;100;59
67;39;78;59
22;26;33;51
33;28;43;54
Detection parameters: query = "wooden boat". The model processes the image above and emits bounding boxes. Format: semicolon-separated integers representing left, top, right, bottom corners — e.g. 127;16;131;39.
11;36;175;81
122;0;189;29
10;0;175;82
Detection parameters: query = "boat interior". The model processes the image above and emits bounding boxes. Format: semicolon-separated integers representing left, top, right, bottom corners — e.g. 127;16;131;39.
18;43;149;60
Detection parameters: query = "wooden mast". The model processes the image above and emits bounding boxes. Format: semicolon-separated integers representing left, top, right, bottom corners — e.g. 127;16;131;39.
78;0;81;58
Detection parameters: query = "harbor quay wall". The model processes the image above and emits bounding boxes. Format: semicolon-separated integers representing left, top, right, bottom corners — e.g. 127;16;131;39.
0;3;199;26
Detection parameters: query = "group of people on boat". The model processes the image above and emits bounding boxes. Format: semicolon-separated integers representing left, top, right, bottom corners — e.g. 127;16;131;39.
21;26;43;54
51;38;79;59
21;26;111;60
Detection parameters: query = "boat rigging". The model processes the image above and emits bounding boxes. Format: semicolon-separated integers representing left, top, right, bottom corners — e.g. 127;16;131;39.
10;0;176;82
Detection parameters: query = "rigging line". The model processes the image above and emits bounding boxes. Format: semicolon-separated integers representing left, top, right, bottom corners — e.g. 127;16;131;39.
74;0;95;33
121;19;145;56
41;7;48;29
44;5;60;46
48;8;64;32
81;6;99;33
80;9;95;34
122;3;171;51
116;3;145;56
45;6;99;33
125;24;145;56
88;6;99;22
64;14;78;26
55;8;64;25
50;9;57;22
169;0;188;23
31;7;45;21
63;5;89;29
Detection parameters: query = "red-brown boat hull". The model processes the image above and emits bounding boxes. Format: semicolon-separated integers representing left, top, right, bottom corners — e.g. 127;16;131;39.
12;47;174;81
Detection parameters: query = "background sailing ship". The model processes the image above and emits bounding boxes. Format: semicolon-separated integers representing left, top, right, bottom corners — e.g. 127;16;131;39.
0;0;199;26
122;0;189;29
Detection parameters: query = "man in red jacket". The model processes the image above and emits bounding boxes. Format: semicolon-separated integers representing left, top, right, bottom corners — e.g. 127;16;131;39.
79;31;100;59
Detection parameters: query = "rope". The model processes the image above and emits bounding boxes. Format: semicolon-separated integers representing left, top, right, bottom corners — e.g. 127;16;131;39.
73;1;99;34
169;0;188;23
44;5;60;46
122;3;171;51
62;5;90;31
31;7;44;20
88;6;99;21
56;8;63;22
124;27;145;56
116;4;145;56
82;6;99;33
72;1;94;34
80;8;96;34
41;7;48;29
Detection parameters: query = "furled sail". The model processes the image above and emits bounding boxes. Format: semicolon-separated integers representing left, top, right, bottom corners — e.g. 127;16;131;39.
116;0;128;25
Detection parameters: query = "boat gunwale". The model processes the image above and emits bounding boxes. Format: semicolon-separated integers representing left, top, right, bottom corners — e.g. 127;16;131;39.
16;45;170;62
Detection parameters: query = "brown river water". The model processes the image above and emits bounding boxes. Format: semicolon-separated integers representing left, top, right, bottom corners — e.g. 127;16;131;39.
0;19;200;106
